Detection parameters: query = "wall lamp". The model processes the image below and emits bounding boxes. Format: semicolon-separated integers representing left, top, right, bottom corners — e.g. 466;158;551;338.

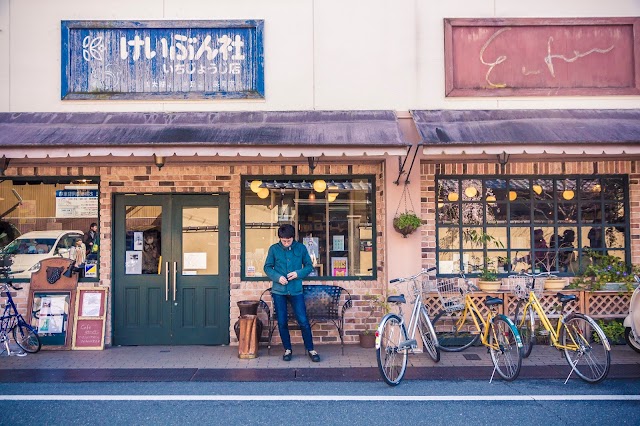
154;154;165;171
0;156;10;176
308;156;319;173
497;152;510;174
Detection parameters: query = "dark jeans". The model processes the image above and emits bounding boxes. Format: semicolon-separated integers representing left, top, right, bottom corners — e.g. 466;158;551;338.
272;293;314;352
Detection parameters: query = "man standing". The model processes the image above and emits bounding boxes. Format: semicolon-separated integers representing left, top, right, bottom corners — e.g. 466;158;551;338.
263;224;320;362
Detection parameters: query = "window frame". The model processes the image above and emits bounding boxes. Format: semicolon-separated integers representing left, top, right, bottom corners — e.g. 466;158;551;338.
241;174;377;281
435;174;630;277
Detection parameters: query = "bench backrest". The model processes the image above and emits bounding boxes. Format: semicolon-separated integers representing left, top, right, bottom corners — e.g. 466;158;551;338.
269;285;348;321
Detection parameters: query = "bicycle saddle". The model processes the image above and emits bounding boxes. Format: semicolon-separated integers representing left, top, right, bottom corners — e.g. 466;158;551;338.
387;295;406;304
557;293;576;303
484;296;503;306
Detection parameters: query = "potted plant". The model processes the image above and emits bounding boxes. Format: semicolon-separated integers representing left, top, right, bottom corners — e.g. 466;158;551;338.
359;293;391;348
570;251;639;292
543;277;567;291
393;211;422;238
477;265;501;292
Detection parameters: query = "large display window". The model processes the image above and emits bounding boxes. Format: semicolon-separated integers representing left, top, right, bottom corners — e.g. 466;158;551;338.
242;176;375;280
0;178;99;281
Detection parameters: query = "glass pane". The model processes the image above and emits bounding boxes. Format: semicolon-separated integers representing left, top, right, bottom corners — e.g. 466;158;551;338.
509;178;530;201
557;203;578;223
605;201;624;224
603;178;624;201
580;202;601;223
461;203;483;225
438;203;459;224
533;202;554;223
485;227;506;249
557;227;577;273
462;228;483;250
559;179;577;202
125;205;162;275
486;202;506;224
182;207;218;275
438;179;460;203
580;178;601;201
509;203;531;223
465;251;483;273
461;179;482;201
605;226;625;249
488;251;508;273
509;227;531;250
533;179;553;201
438;227;459;250
437;251;457;274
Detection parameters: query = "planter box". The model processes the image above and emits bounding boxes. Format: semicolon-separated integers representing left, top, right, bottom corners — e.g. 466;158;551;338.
544;279;567;291
477;280;501;292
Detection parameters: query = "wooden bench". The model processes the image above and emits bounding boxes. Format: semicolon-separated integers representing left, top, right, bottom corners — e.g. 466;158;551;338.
259;284;352;355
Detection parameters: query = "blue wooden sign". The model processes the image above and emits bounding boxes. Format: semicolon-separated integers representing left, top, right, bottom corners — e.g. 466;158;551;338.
61;20;264;100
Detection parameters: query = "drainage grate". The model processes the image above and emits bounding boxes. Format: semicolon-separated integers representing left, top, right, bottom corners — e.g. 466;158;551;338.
463;354;481;361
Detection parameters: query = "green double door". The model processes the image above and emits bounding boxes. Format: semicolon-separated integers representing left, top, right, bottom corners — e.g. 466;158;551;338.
113;194;229;345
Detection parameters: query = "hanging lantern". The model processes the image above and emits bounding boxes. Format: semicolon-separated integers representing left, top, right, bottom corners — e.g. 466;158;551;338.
257;188;270;199
250;180;263;193
593;183;601;192
464;186;478;198
486;195;496;203
447;192;459;202
562;190;575;200
509;191;517;201
313;179;327;193
437;198;444;208
532;184;543;195
327;193;338;202
308;192;316;201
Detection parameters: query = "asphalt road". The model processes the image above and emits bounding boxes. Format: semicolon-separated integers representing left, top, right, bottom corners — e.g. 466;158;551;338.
1;380;639;425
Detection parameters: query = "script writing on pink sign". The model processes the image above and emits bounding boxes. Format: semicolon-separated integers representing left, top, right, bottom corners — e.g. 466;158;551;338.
74;319;104;348
445;18;640;97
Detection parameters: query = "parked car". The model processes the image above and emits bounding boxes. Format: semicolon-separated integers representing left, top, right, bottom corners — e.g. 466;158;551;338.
0;230;84;279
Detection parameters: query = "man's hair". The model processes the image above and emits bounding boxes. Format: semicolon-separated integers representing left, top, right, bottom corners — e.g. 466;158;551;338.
277;224;295;239
90;222;98;228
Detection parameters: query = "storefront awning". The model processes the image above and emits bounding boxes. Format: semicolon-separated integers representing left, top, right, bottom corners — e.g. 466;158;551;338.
414;109;640;156
0;111;411;159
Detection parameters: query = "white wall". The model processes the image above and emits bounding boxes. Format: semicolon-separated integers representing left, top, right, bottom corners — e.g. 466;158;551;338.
1;0;638;112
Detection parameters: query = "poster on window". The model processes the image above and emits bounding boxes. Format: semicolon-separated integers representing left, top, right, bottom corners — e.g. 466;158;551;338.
303;237;319;265
125;251;142;274
333;235;345;251
331;257;348;277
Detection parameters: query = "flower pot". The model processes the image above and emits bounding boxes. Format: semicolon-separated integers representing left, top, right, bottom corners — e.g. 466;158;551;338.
359;333;376;348
393;223;417;238
477;280;501;292
544;279;567;291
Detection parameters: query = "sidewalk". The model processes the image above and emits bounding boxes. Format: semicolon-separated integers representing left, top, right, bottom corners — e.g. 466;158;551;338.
2;342;639;383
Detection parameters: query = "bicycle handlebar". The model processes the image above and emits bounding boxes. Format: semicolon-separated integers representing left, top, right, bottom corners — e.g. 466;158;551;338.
517;270;558;278
389;266;436;283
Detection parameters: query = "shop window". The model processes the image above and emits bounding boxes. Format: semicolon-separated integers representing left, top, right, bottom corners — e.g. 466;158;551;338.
242;176;375;280
436;175;629;277
0;178;99;281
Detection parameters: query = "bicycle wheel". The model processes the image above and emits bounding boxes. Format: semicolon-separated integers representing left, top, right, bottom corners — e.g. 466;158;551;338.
376;314;408;386
431;309;480;352
418;306;440;362
13;321;41;353
561;313;610;384
513;300;535;358
488;316;522;381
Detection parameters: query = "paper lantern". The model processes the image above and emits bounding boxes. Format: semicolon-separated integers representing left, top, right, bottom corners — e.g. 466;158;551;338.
313;179;327;193
250;180;263;193
509;191;517;201
327;193;338;202
464;186;478;198
447;192;459;202
562;190;575;200
257;188;270;199
486;195;496;203
532;184;543;195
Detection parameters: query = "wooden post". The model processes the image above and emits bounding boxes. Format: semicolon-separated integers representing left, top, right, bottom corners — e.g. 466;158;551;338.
238;315;258;359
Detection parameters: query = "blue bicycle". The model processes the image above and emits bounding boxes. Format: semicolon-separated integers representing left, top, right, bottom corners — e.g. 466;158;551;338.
1;259;41;354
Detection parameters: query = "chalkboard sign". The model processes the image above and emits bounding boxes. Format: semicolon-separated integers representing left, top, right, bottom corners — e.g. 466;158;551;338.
72;287;108;350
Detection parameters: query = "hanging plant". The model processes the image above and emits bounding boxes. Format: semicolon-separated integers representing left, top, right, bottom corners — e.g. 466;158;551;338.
393;185;421;237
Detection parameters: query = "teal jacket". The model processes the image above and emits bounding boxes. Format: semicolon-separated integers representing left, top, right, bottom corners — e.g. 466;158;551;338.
264;240;313;295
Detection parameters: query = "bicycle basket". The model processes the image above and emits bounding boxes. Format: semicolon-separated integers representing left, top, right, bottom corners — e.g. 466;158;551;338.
505;276;541;299
435;277;465;312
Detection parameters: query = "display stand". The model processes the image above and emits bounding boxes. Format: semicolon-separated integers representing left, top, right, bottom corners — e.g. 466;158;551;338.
72;287;108;350
27;257;78;350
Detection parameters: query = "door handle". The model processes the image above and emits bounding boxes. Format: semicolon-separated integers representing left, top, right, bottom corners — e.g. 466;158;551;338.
165;261;169;301
173;261;177;301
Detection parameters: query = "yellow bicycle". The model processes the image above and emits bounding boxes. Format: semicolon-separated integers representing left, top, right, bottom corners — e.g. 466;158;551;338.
432;275;523;381
510;272;611;384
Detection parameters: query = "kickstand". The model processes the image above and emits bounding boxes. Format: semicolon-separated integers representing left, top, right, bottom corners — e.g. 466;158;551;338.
1;336;12;356
489;364;497;384
564;358;579;384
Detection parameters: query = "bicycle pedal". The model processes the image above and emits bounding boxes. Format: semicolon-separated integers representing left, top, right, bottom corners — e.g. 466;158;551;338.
410;348;423;354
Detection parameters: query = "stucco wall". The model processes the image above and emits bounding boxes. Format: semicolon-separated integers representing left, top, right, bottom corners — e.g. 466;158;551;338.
1;0;638;112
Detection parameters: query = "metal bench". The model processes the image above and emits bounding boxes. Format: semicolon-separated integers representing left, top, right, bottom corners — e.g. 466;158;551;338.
259;284;352;355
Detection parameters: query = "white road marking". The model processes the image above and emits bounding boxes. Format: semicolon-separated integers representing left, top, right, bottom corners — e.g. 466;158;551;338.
0;394;638;401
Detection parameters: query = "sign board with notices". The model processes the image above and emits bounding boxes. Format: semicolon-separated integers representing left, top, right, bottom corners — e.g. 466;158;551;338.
55;189;98;218
72;287;108;350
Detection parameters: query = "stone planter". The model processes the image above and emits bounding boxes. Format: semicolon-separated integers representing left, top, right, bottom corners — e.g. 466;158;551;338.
477;280;501;292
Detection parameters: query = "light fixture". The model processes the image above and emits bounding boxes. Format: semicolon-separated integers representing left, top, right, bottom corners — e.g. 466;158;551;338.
437;198;444;208
593;183;601;192
313;179;327;193
0;156;9;176
257;187;270;199
464;186;478;198
497;152;510;174
308;192;316;201
562;190;575;200
153;154;165;170
447;192;459;202
509;190;517;201
532;184;543;195
327;193;338;202
308;157;319;173
250;180;263;193
486;195;496;203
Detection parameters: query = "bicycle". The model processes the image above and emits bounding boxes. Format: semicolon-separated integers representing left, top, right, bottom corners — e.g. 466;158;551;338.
0;262;41;355
431;271;523;382
509;271;611;384
375;267;440;386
